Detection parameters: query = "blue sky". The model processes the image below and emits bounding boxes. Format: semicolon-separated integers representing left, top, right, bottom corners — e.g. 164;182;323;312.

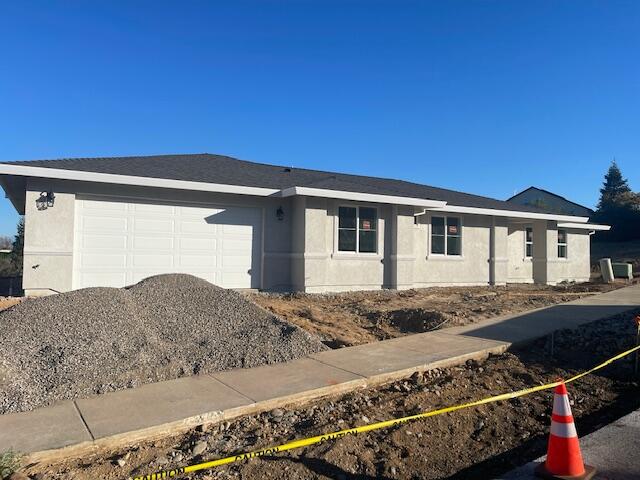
1;1;638;237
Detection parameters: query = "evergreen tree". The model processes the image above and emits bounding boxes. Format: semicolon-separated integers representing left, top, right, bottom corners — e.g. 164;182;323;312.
10;217;24;274
593;161;640;242
597;160;631;209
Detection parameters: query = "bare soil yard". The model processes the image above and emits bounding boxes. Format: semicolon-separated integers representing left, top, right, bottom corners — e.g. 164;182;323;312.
249;282;624;347
0;297;22;311
23;308;640;480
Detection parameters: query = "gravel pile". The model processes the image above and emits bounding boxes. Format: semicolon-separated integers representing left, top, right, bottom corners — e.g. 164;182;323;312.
0;274;327;414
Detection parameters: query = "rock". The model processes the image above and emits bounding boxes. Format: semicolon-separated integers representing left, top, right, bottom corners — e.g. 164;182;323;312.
192;441;207;456
155;456;169;465
390;466;397;475
270;408;284;419
116;457;127;467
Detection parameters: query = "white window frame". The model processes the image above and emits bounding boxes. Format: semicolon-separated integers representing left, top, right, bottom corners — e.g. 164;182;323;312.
336;205;379;255
557;229;568;259
524;226;533;259
428;215;463;257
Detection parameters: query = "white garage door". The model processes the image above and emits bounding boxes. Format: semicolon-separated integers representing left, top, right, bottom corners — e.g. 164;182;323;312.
73;197;262;289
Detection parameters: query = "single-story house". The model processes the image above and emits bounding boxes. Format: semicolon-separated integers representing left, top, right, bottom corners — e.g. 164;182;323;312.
507;186;595;218
0;154;610;296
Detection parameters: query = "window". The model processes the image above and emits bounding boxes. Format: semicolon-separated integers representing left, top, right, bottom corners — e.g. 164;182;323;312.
558;229;567;258
525;227;533;258
430;216;462;256
338;206;378;253
358;207;377;253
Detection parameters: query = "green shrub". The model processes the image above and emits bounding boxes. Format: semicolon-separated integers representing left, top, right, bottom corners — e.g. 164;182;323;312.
0;449;21;479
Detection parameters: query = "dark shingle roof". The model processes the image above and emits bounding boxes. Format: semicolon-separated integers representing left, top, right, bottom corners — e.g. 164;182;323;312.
507;186;594;215
3;153;550;213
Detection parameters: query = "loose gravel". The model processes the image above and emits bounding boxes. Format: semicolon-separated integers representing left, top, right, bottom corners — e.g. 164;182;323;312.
0;274;327;414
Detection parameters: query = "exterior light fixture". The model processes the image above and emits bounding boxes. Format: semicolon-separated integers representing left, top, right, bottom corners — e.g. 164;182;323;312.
36;191;55;210
276;206;284;221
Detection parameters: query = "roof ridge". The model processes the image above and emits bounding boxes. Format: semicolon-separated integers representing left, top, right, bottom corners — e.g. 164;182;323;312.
508;186;593;211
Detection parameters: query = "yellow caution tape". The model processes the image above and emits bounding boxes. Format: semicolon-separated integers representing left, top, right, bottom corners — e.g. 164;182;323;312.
130;344;640;480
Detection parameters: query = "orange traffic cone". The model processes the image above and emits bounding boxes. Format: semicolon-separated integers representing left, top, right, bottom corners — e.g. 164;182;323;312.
535;382;596;479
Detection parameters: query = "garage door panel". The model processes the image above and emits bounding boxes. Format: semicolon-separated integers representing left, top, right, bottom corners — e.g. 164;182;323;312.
80;272;127;288
74;197;261;290
179;220;217;234
83;216;128;232
133;236;174;250
81;253;127;268
81;234;128;250
133;203;176;215
179;255;216;267
82;199;128;212
132;254;173;268
179;237;216;250
134;218;174;233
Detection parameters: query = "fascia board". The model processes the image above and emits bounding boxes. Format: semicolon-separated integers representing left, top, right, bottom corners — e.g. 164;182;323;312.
0;164;280;197
557;222;611;231
280;186;447;208
427;205;590;223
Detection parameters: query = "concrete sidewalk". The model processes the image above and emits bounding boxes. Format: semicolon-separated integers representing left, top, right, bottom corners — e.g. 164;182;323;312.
500;408;640;480
448;283;640;344
1;283;638;462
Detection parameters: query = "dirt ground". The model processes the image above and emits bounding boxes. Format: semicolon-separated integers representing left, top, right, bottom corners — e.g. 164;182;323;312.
249;282;625;347
23;308;640;480
0;297;22;311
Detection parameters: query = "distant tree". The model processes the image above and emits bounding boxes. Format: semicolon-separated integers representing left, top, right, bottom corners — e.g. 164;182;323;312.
10;217;24;274
597;160;631;209
593;161;640;242
0;236;12;250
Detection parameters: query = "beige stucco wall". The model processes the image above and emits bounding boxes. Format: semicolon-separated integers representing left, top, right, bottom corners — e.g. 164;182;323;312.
19;179;594;295
412;213;492;287
507;225;534;283
301;198;389;293
23;178;76;295
550;228;591;283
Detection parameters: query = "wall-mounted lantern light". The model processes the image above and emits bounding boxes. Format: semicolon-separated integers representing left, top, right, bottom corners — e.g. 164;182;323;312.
36;191;55;210
276;206;284;221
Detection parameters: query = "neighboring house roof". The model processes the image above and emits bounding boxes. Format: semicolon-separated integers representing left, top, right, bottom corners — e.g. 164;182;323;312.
1;153;554;213
507;186;594;217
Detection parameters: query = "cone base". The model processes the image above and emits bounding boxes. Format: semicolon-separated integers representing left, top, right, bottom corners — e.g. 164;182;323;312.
534;462;597;480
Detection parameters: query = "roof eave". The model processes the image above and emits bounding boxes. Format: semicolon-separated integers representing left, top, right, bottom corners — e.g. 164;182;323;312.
0;164;280;198
427;205;590;223
556;222;611;231
279;186;447;208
